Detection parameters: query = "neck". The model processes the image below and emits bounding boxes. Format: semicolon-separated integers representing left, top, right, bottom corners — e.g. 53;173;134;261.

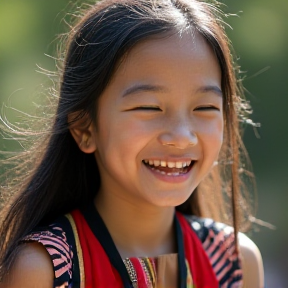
94;190;176;259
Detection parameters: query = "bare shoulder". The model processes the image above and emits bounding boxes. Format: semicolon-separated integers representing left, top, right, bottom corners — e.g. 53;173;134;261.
0;242;54;288
238;232;264;288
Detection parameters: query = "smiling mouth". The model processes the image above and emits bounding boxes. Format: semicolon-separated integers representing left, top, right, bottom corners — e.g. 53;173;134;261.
142;159;195;176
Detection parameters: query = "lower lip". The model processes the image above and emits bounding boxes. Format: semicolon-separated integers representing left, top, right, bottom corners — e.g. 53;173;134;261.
143;162;195;184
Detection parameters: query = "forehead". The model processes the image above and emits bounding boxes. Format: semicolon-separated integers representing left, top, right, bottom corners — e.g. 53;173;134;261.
127;31;211;62
116;31;220;82
103;30;222;102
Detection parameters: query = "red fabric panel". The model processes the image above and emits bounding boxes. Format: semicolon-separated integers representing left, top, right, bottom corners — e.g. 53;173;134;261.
72;209;218;288
71;210;123;288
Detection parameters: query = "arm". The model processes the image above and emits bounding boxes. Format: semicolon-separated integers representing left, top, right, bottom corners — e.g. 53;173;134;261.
239;232;264;288
0;242;54;288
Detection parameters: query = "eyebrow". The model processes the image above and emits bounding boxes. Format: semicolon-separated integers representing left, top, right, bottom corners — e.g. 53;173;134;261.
121;84;168;97
121;83;223;98
196;85;223;97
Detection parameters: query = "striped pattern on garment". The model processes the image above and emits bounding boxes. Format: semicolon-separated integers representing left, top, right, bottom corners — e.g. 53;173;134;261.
23;215;242;288
22;224;74;288
187;216;243;288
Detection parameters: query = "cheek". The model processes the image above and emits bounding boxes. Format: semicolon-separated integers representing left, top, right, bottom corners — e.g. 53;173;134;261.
196;117;224;157
96;112;154;163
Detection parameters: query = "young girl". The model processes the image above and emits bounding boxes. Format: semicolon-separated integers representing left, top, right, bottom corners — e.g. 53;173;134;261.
0;0;264;287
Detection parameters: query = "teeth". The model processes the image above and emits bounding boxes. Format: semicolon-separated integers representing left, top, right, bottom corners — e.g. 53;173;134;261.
153;169;182;176
167;162;175;168
144;159;193;168
153;160;160;166
176;162;183;168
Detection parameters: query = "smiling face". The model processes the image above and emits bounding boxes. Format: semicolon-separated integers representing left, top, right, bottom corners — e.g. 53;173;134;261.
90;31;223;208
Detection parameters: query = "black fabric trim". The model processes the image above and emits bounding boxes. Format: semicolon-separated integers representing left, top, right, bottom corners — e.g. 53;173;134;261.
175;214;187;288
81;202;188;288
81;202;132;288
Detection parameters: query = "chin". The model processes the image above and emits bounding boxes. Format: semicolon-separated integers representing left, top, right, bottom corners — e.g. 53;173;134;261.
148;190;194;208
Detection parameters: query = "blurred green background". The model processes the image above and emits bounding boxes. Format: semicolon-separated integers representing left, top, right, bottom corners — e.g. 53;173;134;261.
0;0;287;286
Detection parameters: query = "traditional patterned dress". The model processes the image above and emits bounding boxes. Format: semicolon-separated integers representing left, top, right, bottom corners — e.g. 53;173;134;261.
23;204;242;288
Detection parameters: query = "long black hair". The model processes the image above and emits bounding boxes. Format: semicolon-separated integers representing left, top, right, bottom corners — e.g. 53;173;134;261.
0;0;254;278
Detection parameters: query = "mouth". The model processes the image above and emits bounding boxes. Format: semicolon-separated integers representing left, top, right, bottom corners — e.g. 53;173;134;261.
142;159;195;176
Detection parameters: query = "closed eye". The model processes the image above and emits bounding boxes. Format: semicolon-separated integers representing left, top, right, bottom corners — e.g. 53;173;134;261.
194;106;220;111
132;106;162;111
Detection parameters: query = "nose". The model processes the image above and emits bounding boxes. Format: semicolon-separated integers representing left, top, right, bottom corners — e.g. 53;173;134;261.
157;117;198;150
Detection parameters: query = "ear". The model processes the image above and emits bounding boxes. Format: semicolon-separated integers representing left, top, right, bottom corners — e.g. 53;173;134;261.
68;112;97;154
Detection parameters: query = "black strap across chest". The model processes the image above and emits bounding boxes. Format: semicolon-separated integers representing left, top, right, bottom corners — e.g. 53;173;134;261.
81;202;187;288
